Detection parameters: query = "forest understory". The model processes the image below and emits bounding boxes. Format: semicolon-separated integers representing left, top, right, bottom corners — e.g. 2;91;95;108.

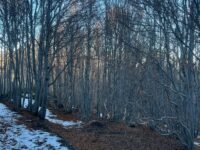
0;0;200;149
0;98;194;150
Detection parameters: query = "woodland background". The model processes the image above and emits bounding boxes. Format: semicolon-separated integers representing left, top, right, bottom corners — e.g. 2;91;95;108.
0;0;199;149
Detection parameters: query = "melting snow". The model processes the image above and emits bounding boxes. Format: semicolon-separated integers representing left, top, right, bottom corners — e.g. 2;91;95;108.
20;98;82;127
194;141;200;147
45;109;82;127
0;103;69;150
21;98;35;109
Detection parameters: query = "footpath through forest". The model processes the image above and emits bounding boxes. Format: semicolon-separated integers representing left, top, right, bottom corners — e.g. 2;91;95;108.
0;102;70;150
0;99;196;150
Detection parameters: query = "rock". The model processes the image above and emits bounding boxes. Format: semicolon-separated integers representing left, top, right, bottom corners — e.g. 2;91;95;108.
88;120;105;128
128;122;138;128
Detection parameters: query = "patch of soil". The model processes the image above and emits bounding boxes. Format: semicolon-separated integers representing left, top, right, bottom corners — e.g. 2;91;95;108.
0;99;187;150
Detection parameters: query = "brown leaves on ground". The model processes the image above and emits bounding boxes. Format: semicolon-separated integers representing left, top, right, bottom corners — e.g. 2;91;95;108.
0;99;187;150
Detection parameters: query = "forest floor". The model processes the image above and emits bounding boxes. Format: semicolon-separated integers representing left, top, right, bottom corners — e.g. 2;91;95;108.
0;99;194;150
0;101;69;150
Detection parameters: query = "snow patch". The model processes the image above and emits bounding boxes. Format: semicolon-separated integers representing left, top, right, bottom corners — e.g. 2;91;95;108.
0;103;69;150
194;141;200;147
45;108;82;127
17;96;82;128
21;98;35;109
100;113;103;118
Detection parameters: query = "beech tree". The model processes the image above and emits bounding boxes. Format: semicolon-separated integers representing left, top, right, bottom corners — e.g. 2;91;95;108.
0;0;199;149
